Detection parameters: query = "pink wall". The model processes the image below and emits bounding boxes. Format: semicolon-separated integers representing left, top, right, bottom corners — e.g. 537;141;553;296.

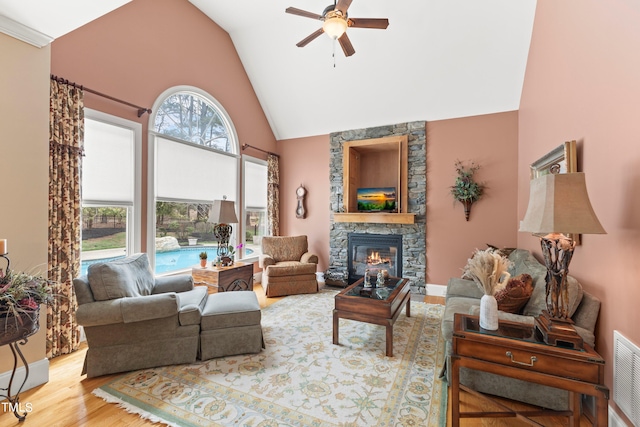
519;1;640;421
50;0;276;250
277;113;518;283
426;112;519;285
278;135;331;272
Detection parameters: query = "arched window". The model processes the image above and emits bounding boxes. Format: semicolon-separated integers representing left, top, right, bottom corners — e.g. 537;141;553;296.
154;91;236;153
148;87;240;274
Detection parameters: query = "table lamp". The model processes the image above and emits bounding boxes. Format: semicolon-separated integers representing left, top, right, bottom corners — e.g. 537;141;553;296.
519;172;606;348
207;196;239;257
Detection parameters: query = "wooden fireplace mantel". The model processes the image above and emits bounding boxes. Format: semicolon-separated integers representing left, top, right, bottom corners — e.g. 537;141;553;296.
333;212;416;224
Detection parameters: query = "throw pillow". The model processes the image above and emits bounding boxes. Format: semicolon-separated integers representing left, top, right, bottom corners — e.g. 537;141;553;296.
88;253;155;301
495;273;534;314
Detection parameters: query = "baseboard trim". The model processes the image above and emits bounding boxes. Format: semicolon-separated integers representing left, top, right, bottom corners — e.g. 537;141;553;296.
426;283;447;297
0;358;49;396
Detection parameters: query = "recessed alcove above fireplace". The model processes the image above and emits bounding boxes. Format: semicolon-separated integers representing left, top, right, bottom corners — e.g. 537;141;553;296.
333;134;415;224
329;121;427;294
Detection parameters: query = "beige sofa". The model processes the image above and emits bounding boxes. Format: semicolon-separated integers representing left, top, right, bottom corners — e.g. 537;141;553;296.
440;249;601;411
259;235;319;297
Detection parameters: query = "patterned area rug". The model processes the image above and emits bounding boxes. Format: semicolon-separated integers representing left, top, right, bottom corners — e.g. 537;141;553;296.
93;289;447;426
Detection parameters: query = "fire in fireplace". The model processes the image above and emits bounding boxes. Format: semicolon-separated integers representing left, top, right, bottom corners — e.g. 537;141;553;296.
347;233;403;284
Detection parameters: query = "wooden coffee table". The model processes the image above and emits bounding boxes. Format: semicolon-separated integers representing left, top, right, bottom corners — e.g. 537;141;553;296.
333;276;411;357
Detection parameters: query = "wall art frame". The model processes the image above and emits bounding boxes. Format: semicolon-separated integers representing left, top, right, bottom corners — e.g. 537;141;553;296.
530;140;577;179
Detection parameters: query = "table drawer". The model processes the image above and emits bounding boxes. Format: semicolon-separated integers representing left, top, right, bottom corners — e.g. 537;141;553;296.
455;338;601;383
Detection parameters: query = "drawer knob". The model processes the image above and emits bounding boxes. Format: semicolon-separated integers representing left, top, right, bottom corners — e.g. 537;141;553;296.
505;351;537;367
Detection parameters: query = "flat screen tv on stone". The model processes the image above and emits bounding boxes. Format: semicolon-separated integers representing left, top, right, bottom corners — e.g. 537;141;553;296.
356;187;397;212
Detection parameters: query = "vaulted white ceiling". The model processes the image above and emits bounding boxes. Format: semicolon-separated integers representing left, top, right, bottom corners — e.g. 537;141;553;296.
0;0;537;140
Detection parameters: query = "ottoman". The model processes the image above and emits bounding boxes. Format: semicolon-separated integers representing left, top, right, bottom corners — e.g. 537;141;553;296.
199;291;264;360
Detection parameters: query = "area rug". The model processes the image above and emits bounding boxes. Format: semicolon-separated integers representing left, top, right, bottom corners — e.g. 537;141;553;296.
93;289;447;427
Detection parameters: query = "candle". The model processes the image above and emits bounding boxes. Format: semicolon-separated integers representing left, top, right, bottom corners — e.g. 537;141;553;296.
0;239;6;255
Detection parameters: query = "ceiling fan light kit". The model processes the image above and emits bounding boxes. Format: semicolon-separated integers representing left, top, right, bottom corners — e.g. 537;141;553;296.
323;12;347;39
285;0;389;57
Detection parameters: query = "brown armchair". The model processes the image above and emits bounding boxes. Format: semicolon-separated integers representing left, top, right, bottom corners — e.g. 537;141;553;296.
259;235;319;297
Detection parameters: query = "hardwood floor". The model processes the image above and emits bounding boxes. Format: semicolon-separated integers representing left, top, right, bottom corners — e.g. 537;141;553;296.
9;286;592;426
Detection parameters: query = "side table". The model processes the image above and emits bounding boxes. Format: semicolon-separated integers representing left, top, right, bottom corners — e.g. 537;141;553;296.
451;313;608;427
192;262;254;294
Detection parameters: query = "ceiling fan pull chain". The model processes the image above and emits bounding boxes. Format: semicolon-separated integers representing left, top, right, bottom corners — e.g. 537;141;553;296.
332;40;336;68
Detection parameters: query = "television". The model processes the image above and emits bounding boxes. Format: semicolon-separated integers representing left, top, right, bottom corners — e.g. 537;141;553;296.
356;187;397;212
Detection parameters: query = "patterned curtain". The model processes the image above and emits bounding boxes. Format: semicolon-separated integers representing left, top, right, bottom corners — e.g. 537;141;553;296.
267;154;280;236
48;79;84;358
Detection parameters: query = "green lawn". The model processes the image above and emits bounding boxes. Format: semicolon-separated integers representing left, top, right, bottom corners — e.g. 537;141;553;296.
82;232;126;251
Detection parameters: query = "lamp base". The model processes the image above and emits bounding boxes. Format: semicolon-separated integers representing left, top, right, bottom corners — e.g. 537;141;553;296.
534;310;583;349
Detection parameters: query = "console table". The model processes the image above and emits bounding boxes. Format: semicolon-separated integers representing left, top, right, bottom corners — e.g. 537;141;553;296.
451;313;608;427
192;262;253;293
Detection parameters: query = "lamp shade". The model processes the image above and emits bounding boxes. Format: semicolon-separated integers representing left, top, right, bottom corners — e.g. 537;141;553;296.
520;173;606;235
207;199;238;224
323;16;348;39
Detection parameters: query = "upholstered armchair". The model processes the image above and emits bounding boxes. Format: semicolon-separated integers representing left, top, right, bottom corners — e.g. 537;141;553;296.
73;253;207;378
259;235;319;297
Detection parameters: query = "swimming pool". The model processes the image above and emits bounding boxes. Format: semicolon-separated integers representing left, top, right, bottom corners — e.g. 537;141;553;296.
81;247;254;276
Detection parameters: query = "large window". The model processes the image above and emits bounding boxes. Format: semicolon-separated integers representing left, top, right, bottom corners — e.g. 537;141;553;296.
243;157;268;260
149;87;239;274
81;110;141;274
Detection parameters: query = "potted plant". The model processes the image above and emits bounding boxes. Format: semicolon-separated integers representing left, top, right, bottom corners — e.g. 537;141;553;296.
450;160;485;221
199;251;208;268
0;268;54;345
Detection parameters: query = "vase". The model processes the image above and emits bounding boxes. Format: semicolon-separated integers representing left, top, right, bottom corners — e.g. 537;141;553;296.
480;294;499;330
200;259;207;268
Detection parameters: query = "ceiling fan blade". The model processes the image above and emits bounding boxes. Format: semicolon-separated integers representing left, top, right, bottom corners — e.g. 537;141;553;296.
338;32;355;57
285;7;322;20
335;0;353;14
348;18;389;29
296;28;324;47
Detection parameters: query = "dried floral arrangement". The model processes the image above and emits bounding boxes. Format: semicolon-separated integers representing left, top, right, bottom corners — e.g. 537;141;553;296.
0;269;54;318
450;160;484;204
462;248;512;295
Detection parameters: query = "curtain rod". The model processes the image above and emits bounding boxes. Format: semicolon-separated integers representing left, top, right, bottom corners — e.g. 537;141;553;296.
242;143;279;157
50;74;152;117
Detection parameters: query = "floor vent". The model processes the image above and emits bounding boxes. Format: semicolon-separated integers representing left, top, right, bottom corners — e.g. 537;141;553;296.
613;330;640;426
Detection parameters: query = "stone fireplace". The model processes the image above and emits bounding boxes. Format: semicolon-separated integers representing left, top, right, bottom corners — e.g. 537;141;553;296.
348;233;402;284
328;122;427;294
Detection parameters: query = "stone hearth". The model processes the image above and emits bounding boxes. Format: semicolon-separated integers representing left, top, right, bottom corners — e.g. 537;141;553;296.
328;122;426;294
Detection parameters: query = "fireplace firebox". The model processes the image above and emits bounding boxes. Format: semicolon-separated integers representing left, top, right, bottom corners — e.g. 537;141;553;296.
347;233;403;284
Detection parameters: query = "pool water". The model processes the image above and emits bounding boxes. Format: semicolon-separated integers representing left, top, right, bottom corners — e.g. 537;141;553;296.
81;247;253;276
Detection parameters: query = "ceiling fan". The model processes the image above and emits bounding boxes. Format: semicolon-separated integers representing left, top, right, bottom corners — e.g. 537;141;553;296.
285;0;389;57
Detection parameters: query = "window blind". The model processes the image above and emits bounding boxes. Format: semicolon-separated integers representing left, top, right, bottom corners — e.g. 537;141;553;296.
83;118;135;203
156;136;237;202
244;161;267;209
